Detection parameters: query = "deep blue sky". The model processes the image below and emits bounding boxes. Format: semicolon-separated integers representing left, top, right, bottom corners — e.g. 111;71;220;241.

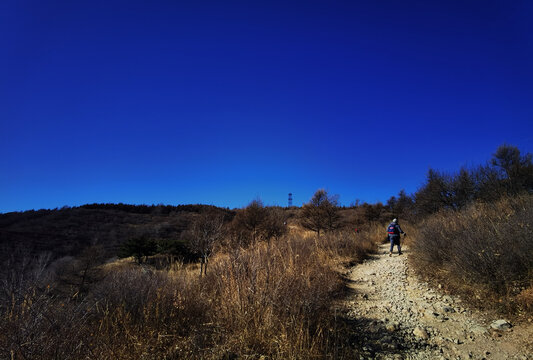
1;0;532;212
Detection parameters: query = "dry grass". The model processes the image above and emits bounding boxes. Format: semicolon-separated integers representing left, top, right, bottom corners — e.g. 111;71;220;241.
517;286;533;311
411;194;533;314
1;226;379;359
321;225;382;264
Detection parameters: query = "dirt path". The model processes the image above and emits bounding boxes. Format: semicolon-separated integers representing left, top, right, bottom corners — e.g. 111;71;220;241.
343;243;533;360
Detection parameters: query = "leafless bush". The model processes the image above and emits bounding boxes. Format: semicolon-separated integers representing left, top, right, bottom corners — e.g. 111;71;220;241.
227;201;288;248
1;291;92;360
261;207;288;241
232;199;268;244
411;194;533;312
0;251;91;360
55;245;106;295
0;250;53;311
182;212;225;275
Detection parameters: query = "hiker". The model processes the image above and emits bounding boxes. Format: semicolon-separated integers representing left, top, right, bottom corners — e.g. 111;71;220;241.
387;218;406;256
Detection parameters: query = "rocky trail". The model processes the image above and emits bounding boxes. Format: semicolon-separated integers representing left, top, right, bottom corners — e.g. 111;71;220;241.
343;243;533;360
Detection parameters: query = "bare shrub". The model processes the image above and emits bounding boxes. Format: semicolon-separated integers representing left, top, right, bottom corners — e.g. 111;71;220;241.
0;251;90;360
182;212;224;275
55;244;106;295
227;202;288;248
262;207;288;241
227;199;268;247
0;250;54;312
1;290;92;360
411;194;533;312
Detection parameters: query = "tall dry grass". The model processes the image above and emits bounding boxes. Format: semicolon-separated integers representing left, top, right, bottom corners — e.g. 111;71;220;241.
411;194;533;313
1;228;378;359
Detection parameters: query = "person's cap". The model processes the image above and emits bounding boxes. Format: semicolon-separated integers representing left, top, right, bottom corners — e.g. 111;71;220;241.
393;218;397;223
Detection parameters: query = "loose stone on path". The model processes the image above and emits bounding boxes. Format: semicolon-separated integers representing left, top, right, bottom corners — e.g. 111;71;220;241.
343;243;532;360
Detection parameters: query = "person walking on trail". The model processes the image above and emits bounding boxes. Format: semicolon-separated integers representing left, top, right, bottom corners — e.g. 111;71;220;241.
387;218;406;256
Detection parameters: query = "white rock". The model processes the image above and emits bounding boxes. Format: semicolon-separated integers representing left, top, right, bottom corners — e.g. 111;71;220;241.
490;319;512;330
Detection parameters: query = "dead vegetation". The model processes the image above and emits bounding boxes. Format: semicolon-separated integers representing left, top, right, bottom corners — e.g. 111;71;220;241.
2;144;532;359
0;219;379;359
411;194;533;314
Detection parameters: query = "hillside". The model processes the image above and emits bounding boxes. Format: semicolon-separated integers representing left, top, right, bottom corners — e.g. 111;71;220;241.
1;197;532;359
0;204;234;262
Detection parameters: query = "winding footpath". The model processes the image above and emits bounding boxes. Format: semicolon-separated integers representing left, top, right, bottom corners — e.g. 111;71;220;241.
343;243;533;360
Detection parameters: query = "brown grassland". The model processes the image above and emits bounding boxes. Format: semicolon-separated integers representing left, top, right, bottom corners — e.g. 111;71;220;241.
1;224;383;360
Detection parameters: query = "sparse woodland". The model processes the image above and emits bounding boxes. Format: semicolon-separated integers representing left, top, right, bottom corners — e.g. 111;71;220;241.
1;144;532;359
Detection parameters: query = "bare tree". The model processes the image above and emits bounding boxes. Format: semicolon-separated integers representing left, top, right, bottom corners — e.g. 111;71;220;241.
228;199;269;246
56;244;106;296
323;193;342;232
262;207;288;241
186;213;224;275
238;199;268;242
300;189;341;237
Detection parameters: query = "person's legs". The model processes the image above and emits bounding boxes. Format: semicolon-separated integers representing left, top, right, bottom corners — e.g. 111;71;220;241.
397;240;402;255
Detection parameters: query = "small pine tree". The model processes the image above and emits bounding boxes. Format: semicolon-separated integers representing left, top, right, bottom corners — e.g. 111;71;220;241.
300;189;341;237
119;236;157;264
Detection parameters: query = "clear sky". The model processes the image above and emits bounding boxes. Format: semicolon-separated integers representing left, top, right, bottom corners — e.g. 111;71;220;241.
1;0;532;212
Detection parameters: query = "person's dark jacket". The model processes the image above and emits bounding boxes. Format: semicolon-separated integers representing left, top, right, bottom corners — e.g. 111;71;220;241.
387;222;404;237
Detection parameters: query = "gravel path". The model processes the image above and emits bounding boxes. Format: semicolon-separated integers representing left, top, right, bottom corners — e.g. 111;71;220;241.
343;243;533;360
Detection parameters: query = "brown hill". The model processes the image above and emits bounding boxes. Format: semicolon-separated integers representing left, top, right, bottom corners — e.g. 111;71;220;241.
0;204;234;262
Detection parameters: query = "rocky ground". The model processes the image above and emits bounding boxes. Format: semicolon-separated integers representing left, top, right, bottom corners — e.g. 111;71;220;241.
343;243;533;360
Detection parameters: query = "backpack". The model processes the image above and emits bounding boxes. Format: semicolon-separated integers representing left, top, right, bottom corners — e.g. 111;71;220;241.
387;223;399;235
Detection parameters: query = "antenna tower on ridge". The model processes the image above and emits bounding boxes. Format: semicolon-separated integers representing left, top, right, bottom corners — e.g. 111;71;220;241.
288;193;293;207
